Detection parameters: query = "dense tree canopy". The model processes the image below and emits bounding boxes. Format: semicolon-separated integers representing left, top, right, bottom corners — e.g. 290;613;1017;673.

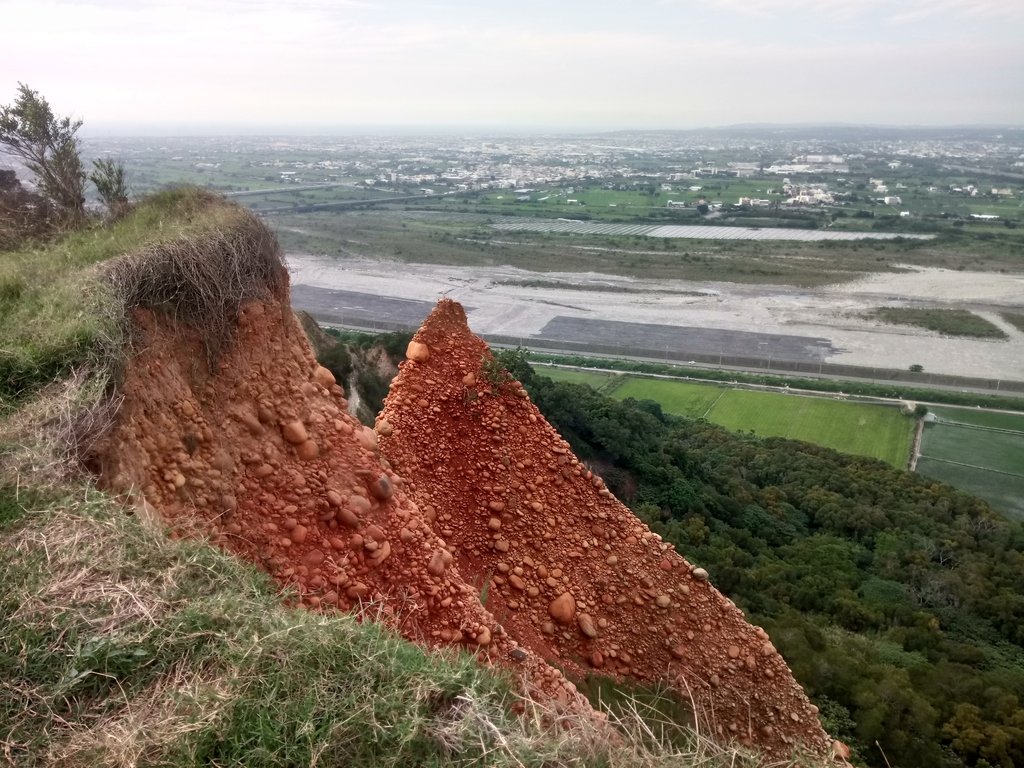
510;360;1024;768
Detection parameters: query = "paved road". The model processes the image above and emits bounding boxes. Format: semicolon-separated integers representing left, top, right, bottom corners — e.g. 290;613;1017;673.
491;217;934;242
291;285;452;329
225;182;358;198
537;316;837;364
292;285;834;363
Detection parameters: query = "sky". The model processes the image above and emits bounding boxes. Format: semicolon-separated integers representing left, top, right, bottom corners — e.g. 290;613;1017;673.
2;0;1023;132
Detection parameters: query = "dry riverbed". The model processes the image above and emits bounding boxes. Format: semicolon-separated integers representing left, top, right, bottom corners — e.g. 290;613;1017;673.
287;254;1024;382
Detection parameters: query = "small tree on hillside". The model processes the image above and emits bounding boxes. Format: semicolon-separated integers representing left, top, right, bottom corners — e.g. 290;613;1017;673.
0;83;86;223
90;157;130;219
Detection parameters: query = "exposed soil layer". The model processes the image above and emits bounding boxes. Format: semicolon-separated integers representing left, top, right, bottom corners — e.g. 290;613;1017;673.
379;299;835;759
93;289;588;713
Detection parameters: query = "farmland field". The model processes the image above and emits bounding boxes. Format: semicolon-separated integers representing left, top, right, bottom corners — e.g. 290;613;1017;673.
535;367;615;389
928;406;1024;431
535;368;1020;514
592;374;915;467
610;377;724;418
700;389;914;467
917;407;1024;520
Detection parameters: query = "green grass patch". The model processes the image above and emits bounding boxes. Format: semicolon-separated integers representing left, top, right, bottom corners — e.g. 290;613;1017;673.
0;484;38;529
1001;311;1024;333
867;307;1009;339
708;390;914;467
916;456;1024;522
610;377;914;467
611;377;724;419
536;366;616;389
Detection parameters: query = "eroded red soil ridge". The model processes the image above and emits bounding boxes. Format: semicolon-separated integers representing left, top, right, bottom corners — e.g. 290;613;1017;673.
378;299;834;759
95;292;588;711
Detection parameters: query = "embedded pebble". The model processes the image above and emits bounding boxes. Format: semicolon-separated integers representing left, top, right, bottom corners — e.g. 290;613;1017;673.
296;440;319;460
577;613;598;639
549;592;576;625
369;474;393;500
406;341;430;362
282;421;307;445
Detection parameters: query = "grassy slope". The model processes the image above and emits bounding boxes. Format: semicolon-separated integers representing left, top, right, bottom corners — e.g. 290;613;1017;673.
0;490;520;767
0;191;796;768
0;189;250;410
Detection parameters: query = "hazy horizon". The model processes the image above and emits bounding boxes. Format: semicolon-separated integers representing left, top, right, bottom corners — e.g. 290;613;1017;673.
75;121;1024;139
3;0;1023;131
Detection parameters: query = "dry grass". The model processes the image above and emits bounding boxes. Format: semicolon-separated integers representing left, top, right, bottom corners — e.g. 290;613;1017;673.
0;492;819;768
0;365;120;490
105;201;285;367
57;665;233;768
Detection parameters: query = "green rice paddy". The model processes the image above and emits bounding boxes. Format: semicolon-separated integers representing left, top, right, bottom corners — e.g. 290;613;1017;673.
917;406;1024;520
537;368;916;468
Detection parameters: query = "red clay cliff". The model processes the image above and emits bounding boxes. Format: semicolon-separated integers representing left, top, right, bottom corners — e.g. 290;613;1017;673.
94;279;839;761
378;299;835;758
94;292;587;712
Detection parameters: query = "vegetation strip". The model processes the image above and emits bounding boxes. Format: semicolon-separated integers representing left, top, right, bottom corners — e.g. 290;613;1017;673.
867;307;1009;339
526;353;1024;412
541;365;917;467
1001;311;1024;333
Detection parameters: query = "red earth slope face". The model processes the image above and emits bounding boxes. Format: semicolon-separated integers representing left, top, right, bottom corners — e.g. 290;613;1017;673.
93;292;588;712
378;299;836;760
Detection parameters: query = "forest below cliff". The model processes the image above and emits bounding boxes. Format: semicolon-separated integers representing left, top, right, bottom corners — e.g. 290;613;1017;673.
499;356;1024;768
